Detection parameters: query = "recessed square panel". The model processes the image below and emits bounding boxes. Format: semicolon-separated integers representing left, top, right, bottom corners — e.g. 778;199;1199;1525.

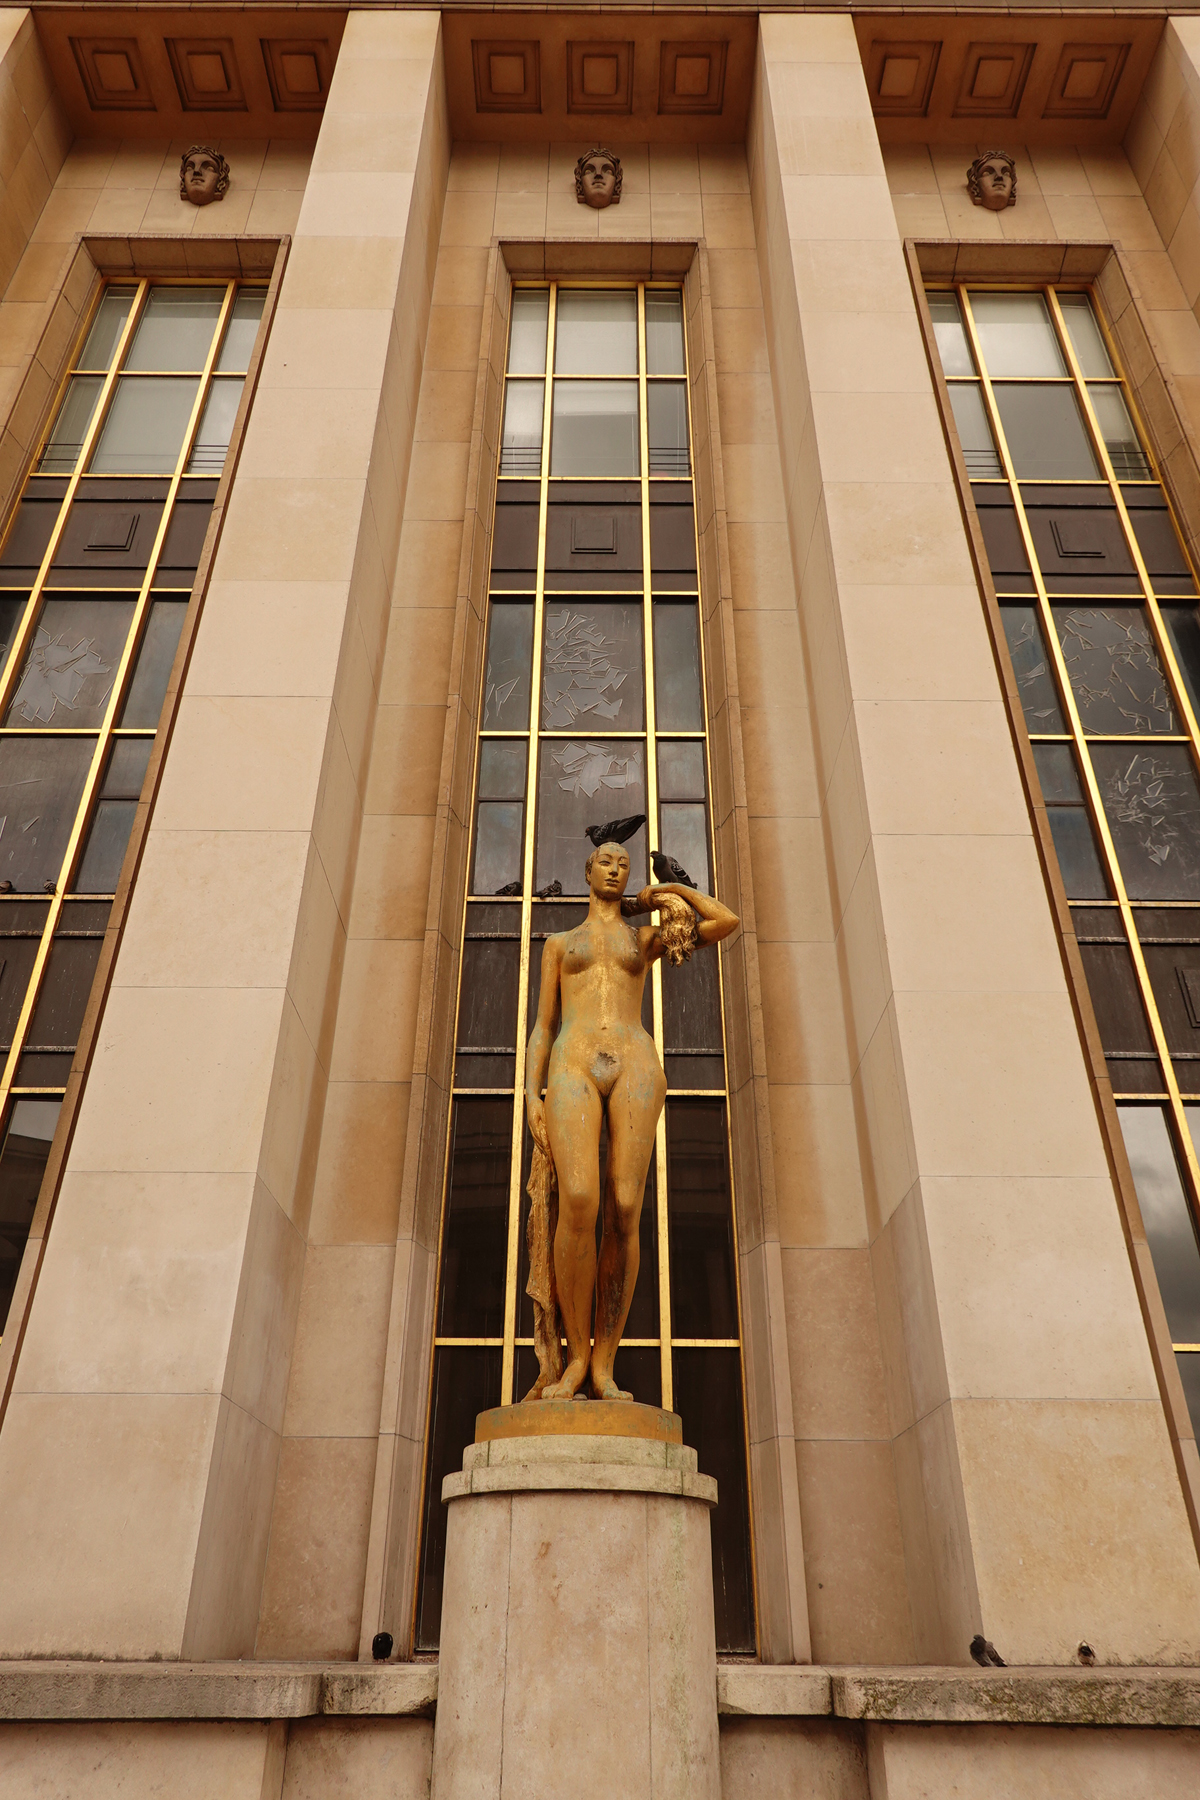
866;40;941;117
70;37;155;112
165;38;246;112
260;37;332;112
1043;42;1130;119
472;39;541;113
567;41;633;114
954;42;1035;118
658;41;728;115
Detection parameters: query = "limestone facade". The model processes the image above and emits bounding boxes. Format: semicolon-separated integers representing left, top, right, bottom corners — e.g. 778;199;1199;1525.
0;3;1199;1794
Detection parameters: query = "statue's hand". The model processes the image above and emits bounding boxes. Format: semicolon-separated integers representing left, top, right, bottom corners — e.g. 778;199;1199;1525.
526;1093;551;1158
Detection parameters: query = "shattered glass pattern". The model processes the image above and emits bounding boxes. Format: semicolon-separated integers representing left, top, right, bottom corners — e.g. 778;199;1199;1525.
1093;744;1200;900
541;603;643;730
9;629;112;725
482;603;532;730
1001;605;1065;732
551;738;641;798
535;738;646;894
1052;606;1177;735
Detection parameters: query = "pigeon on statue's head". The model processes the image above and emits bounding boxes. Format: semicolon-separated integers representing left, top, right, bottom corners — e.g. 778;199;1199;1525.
584;814;646;848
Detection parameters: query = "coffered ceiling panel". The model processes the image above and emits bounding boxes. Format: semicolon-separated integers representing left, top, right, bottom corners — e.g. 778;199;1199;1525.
36;9;346;140
567;41;634;116
855;13;1163;146
473;39;541;115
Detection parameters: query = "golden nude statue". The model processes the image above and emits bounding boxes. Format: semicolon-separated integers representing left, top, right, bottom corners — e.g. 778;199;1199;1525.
523;840;738;1402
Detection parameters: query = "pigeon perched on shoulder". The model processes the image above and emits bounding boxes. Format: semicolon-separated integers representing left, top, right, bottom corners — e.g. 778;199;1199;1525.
651;849;694;888
494;880;522;897
585;814;646;848
969;1635;1006;1667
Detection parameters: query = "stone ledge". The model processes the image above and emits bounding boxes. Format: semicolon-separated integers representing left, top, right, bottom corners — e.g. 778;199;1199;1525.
0;1662;437;1722
716;1664;1200;1728
443;1462;718;1504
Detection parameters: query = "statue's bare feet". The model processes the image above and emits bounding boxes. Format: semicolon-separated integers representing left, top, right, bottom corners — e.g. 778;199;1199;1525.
591;1371;633;1401
541;1357;589;1401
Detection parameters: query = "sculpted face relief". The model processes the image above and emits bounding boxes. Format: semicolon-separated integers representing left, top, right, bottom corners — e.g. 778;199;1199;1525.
575;147;622;209
966;150;1017;211
522;843;738;1401
179;145;230;206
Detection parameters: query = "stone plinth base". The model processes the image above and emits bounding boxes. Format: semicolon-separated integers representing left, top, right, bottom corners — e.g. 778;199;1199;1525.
431;1410;719;1800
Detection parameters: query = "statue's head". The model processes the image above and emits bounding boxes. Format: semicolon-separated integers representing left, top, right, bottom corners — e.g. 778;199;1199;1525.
966;150;1016;211
180;144;230;206
575;147;622;209
584;840;630;896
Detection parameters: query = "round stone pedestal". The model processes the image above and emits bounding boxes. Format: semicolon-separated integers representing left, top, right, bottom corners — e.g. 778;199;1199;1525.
431;1404;720;1800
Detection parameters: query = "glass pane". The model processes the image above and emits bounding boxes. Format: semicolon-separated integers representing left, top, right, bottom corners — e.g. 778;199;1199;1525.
1032;743;1110;900
500;380;544;477
7;597;134;727
659;802;709;892
947;384;1001;478
73;739;152;893
438;1097;512;1336
535;738;647;895
1077;943;1155;1055
215;291;264;373
27;936;102;1048
1059;293;1114;377
555;289;638;375
646;291;685;375
101;735;154;798
479;738;526;800
457;938;519;1054
124;286;224;372
667;1100;736;1336
1001;604;1065;731
658;739;706;800
415;1344;501;1651
926;291;975;377
1092;744;1200;900
970;292;1066;377
39;375;103;473
0;738;93;892
90;376;200;474
1051;605;1177;735
0;1097;60;1335
993;385;1099;480
472;740;527;895
1177;1351;1200;1436
187;377;243;473
648;383;690;477
541;600;644;730
78;288;136;371
1121;1104;1200;1344
508;289;549;375
1163;604;1200;721
1088;385;1150;480
663;943;723;1053
672;1348;755;1653
653;603;703;731
483;602;533;729
550;381;639;477
121;599;187;727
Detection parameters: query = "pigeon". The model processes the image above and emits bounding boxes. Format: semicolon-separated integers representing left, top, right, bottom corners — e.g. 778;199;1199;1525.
1078;1643;1095;1667
969;1635;1006;1667
494;880;522;897
651;849;695;888
585;814;646;848
536;879;562;899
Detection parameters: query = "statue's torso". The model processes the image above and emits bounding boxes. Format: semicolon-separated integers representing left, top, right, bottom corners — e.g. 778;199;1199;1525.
555;920;651;1039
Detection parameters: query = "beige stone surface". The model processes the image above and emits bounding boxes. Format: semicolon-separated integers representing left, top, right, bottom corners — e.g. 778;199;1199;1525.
0;1721;279;1800
867;1720;1200;1799
282;1717;434;1799
719;1718;868;1800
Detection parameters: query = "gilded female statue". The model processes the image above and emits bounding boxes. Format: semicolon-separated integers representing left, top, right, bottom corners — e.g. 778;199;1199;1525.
523;840;738;1402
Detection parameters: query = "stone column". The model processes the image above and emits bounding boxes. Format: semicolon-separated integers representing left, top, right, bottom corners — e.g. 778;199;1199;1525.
432;1414;719;1800
0;11;449;1659
750;14;1200;1663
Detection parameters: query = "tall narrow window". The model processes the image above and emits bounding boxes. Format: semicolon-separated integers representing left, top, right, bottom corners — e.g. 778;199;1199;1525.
928;283;1200;1432
416;284;755;1654
0;279;263;1339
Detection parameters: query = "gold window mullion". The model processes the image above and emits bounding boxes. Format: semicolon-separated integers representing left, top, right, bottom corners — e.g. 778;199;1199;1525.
961;284;1200;1224
0;280;238;1116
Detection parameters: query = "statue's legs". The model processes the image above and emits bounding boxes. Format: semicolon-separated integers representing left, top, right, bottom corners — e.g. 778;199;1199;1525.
542;1064;602;1399
591;1049;667;1399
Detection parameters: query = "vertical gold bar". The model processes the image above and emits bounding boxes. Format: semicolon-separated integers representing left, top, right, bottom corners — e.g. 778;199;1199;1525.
961;285;1200;1207
0;282;237;1114
500;284;555;1405
641;285;673;1410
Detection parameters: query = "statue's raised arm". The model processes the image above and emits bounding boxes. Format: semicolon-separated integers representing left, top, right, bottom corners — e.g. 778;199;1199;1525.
521;840;738;1403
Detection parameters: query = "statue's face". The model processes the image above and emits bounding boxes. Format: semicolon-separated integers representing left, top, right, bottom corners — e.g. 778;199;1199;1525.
975;158;1014;211
182;152;222;206
579;156;618;209
589;843;630;897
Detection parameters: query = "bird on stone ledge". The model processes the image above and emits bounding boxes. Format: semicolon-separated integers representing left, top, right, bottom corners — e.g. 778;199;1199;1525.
1078;1643;1096;1666
970;1635;1006;1667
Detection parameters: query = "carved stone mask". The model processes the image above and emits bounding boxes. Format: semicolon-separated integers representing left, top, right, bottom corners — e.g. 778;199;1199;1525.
180;145;230;206
575;149;622;209
967;152;1016;211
